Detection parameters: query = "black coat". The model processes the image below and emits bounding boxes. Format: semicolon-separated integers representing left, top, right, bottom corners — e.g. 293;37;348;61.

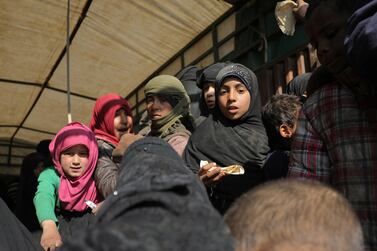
61;137;233;251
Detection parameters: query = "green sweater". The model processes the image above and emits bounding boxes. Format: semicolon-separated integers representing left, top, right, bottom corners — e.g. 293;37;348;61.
33;166;60;224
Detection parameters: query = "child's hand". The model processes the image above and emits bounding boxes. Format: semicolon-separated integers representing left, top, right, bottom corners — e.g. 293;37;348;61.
198;162;227;186
92;201;104;215
112;133;144;162
293;0;309;20
40;220;62;251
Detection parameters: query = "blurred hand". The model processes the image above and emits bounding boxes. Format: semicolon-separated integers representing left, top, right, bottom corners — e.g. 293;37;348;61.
91;201;103;215
198;162;227;186
293;0;309;20
40;220;62;251
112;133;144;162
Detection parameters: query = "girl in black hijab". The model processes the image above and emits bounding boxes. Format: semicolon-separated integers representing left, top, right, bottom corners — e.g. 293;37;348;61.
184;63;270;213
195;62;229;126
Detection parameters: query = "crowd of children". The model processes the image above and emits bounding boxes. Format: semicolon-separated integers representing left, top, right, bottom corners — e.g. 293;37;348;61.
2;0;376;250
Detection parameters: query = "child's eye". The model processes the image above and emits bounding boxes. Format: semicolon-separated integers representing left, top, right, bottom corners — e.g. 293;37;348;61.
219;89;228;95
78;152;89;157
146;96;154;104
237;88;246;94
159;96;168;102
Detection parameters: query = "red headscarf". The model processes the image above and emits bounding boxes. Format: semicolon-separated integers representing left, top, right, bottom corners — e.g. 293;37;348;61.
90;93;133;146
49;122;99;212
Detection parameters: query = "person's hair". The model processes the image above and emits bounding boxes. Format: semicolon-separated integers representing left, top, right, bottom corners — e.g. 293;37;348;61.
36;139;53;166
305;0;360;19
224;179;364;251
262;94;302;147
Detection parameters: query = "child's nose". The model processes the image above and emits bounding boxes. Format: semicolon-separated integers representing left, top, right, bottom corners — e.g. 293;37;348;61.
229;90;236;101
72;154;80;163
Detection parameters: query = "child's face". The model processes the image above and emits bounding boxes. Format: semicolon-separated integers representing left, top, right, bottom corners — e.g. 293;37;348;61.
114;108;133;139
60;144;89;179
146;95;173;121
218;77;251;120
203;82;216;109
305;4;349;75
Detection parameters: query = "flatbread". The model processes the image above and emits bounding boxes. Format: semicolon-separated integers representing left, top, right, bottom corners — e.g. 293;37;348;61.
200;160;245;175
275;0;298;36
221;165;245;175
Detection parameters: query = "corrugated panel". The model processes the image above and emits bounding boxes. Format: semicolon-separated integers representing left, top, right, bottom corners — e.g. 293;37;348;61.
14;128;54;145
0;128;16;139
0;82;40;125
0;0;87;83
217;13;235;41
49;0;231;97
23;89;95;133
184;32;213;65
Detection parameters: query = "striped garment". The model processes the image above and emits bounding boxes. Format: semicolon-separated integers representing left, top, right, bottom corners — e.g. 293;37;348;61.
288;82;377;250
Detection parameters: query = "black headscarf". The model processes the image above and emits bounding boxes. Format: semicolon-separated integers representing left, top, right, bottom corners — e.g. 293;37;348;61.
184;63;270;213
197;62;230;117
286;72;312;102
176;66;202;120
61;137;233;251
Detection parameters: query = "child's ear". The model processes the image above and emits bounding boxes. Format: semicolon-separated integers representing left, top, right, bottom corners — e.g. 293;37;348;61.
279;124;293;138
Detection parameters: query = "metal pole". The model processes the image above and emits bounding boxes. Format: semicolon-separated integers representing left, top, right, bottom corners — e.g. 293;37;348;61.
66;0;72;123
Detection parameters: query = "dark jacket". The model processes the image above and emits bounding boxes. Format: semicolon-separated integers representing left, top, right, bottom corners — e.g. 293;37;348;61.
61;137;233;251
94;139;119;198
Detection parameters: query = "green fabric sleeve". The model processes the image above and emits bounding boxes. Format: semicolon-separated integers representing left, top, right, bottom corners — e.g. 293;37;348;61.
33;166;60;224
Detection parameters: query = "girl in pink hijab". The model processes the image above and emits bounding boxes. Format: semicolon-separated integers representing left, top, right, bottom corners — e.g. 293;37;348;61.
34;122;101;250
51;122;100;211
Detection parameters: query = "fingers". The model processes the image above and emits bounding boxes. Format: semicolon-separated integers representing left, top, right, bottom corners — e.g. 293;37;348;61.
199;162;228;185
43;240;62;251
198;162;217;176
206;166;221;179
212;171;227;182
92;201;103;215
115;133;144;155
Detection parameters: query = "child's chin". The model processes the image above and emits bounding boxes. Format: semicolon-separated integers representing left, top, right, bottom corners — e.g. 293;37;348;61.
68;172;83;178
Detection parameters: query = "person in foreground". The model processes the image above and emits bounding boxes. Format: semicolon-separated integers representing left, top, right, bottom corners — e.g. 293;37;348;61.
225;179;364;251
60;137;233;251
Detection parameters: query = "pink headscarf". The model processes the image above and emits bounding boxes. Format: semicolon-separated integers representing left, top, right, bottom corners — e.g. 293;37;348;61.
49;122;99;212
89;93;133;146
